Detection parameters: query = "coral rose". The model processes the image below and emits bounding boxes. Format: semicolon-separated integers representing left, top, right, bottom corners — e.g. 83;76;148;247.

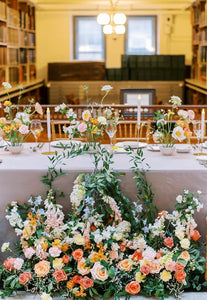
90;262;108;281
174;262;185;273
34;260;50;277
52;269;67;283
62;255;70;264
118;259;132;271
19;271;32;285
175;270;186;282
125;281;140;295
140;264;151;275
3;257;16;271
191;229;201;241
72;275;82;284
109;250;118;260
156;251;164;259
80;276;94;289
178;251;190;262
72;249;83;261
164;237;174;248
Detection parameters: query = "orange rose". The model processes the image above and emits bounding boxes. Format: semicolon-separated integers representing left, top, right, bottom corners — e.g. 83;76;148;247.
62;255;70;264
61;242;69;252
72;275;82;284
118;242;126;252
52;268;67;283
19;272;32;285
72;249;83;261
164;237;174;248
191;229;201;241
125;281;141;295
34;260;50;277
118;259;132;271
80;276;94;289
175;270;186;282
140;264;151;275
156;251;164;259
132;251;143;261
77;259;90;275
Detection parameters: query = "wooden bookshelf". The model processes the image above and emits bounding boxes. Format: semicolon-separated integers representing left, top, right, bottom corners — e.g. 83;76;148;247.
0;0;36;86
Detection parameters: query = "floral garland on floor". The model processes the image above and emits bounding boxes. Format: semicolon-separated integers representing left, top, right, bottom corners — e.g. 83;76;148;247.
0;148;206;300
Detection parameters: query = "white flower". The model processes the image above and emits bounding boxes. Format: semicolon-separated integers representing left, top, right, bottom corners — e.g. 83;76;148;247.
15;112;30;123
176;195;182;203
13;258;24;270
180;238;190;249
59;103;67;110
177;109;188;119
82;110;91;121
153;130;164;143
1;242;10;252
55;105;60;112
175;229;185;240
172;126;185;142
35;102;43;115
111;242;119;251
98;116;107;125
19;124;29;135
2;82;12;89
157;119;166;126
116;220;131;234
169;95;182;107
101;85;113;92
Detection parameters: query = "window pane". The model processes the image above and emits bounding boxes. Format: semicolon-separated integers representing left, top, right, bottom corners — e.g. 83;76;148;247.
126;17;156;55
75;17;104;60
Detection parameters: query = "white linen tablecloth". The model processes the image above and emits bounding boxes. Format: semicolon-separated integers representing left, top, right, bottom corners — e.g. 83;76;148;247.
0;143;207;260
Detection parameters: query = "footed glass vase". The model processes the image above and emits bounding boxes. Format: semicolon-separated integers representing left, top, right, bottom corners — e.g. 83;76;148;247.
8;143;23;154
159;144;175;156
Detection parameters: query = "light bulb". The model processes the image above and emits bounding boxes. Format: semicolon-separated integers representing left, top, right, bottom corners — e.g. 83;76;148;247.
114;25;125;34
97;13;110;25
113;13;126;25
103;24;113;34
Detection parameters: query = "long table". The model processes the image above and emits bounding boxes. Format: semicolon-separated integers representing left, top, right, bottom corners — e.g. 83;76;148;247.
0;143;207;260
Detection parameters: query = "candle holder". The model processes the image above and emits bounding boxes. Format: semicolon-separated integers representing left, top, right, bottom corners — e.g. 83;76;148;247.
42;139;55;155
137;124;141;148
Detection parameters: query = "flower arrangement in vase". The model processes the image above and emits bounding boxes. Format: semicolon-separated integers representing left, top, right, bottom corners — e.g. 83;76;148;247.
0;82;43;152
55;85;119;149
152;96;194;154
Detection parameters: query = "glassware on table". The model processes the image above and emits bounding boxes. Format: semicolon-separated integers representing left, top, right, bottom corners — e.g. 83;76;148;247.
30;119;43;145
105;120;117;152
193;120;202;155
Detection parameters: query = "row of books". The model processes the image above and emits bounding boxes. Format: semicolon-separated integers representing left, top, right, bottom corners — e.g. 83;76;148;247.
19;6;35;30
8;48;19;65
106;68;185;81
199;45;207;63
20;31;35;47
199;27;207;42
0;1;6;19
9;66;19;84
28;49;35;63
0;23;7;43
121;55;185;70
7;7;19;27
0;67;6;84
20;48;27;64
0;46;6;65
8;27;19;45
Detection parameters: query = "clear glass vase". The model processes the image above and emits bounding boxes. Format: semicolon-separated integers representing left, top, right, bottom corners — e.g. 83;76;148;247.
8;143;23;154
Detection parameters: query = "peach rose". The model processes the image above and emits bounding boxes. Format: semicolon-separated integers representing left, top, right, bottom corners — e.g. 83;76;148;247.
62;255;70;264
150;260;161;274
164;237;174;248
90;262;108;281
118;259;132;271
165;261;176;272
34;260;50;277
109;250;119;260
191;229;201;241
125;281;140;295
178;251;190;262
24;247;36;259
19;272;32;285
3;257;16;271
118;242;126;252
175;270;186;282
140;264;151;275
174;262;185;273
80;276;94;289
52;268;67;283
77;259;90;275
72;249;83;261
156;251;164;259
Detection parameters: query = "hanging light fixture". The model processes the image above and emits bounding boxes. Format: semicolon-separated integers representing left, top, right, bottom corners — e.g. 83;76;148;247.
97;1;127;35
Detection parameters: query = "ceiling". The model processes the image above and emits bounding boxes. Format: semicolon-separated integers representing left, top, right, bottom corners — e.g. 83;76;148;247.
35;0;194;11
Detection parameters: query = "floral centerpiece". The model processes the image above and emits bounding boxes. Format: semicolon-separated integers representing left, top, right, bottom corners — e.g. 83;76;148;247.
0;149;206;300
55;85;119;149
0;82;43;148
152;96;194;151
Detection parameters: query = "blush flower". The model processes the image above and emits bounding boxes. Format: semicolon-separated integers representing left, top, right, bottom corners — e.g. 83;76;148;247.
90;262;108;281
19;271;32;285
34;260;50;277
24;247;36;259
19;124;29;135
78;122;87;133
49;246;61;257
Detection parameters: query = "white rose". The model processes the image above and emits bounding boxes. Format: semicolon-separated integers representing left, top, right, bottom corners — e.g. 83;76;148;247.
97;116;107;125
74;234;85;245
180;238;190;250
175;229;185;240
1;242;10;252
176;195;182;203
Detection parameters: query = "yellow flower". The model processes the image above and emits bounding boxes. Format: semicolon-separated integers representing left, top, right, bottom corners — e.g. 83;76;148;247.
160;270;172;282
74;234;85;245
4;100;12;106
66;280;75;290
53;258;64;269
52;239;61;248
135;271;146;283
0;118;6;124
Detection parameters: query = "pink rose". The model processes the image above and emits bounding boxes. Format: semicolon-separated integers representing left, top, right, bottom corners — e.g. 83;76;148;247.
19;124;29;135
140;264;151;275
24;247;36;259
164;237;174;249
78;122;87;133
187;110;195;120
165;261;176;272
109;250;118;260
49;246;61;257
13;258;24;270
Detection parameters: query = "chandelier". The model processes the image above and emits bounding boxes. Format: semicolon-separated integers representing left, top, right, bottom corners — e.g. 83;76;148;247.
97;0;127;35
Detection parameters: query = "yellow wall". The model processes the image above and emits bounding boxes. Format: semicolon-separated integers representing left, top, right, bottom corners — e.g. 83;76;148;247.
36;10;192;81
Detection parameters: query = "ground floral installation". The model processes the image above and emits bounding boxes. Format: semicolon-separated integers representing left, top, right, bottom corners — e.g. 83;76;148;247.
0;146;206;300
